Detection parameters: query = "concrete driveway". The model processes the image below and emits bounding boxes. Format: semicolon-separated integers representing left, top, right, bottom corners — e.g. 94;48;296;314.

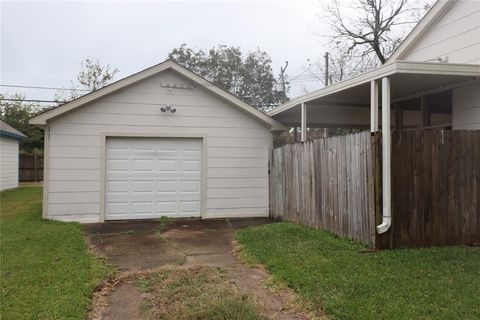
85;218;271;271
85;218;309;320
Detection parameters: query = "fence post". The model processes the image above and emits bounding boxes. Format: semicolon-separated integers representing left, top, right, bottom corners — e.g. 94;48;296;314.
33;154;37;182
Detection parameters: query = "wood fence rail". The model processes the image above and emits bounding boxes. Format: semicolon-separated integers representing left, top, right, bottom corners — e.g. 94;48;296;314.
19;154;44;182
270;131;376;247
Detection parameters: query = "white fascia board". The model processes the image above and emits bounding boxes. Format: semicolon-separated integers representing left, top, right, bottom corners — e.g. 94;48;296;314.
29;60;286;132
268;63;397;116
269;60;480;117
395;61;480;76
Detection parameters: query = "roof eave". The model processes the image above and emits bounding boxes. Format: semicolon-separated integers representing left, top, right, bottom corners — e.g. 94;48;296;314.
29;59;285;131
0;131;27;140
268;61;480;116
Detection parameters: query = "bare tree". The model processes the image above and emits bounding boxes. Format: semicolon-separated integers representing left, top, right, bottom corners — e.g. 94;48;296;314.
321;0;433;65
311;46;376;85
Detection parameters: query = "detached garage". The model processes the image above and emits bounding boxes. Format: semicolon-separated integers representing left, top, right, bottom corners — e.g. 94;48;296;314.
30;60;285;223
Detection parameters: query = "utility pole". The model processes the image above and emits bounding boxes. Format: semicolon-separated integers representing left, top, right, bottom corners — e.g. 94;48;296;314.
279;61;289;103
324;52;329;86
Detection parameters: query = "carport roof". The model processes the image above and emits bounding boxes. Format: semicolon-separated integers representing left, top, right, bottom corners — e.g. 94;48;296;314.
268;61;480;118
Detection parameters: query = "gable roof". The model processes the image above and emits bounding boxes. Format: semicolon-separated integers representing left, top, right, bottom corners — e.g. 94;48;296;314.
30;60;286;131
0;120;27;140
386;0;457;63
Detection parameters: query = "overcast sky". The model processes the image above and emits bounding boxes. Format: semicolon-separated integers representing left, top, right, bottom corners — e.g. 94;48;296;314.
1;0;334;104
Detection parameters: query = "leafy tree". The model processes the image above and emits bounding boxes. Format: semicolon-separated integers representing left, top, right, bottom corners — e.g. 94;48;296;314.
0;93;49;154
55;58;119;103
168;44;283;111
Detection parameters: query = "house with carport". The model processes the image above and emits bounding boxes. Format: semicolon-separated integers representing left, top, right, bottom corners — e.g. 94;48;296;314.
268;0;480;248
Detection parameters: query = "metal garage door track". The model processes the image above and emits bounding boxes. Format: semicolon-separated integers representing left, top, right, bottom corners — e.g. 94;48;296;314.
85;218;311;320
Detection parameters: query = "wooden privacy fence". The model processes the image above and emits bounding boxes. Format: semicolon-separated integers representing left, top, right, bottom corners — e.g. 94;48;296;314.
19;154;44;181
270;131;377;247
387;130;480;248
271;129;480;249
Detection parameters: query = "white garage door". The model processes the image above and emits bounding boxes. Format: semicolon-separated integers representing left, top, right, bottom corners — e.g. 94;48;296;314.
105;137;202;220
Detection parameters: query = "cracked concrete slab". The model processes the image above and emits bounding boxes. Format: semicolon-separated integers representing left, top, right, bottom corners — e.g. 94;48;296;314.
85;218;310;320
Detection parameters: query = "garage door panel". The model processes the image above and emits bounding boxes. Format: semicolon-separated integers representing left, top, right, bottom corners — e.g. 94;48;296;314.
132;202;153;214
181;160;201;171
106;137;202;220
157;180;177;192
181;201;200;213
157;201;177;213
108;180;129;192
181;181;200;192
108;202;129;214
107;159;129;171
132;180;154;192
133;160;154;171
157;160;177;171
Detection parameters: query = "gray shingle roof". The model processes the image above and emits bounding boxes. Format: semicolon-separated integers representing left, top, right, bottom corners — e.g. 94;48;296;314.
0;120;27;140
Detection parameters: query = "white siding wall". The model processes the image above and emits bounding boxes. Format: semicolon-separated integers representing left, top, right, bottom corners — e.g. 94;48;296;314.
402;1;480;64
452;83;480;129
45;70;273;222
0;137;19;191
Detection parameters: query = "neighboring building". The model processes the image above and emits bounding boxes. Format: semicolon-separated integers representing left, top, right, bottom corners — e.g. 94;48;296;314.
269;0;480;131
387;0;480;130
267;0;480;237
30;60;285;223
0;120;26;191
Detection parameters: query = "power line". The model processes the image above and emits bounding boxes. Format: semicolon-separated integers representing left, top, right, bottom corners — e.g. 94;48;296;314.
0;98;64;104
0;84;90;92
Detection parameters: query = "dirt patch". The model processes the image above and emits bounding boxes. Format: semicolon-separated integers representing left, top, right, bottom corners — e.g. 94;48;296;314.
86;218;314;319
103;283;143;320
138;266;264;320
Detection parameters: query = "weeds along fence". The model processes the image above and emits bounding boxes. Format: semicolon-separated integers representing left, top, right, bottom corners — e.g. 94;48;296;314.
270;131;377;247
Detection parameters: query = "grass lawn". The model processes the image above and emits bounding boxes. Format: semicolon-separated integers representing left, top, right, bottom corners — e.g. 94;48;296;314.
236;223;480;320
0;187;112;319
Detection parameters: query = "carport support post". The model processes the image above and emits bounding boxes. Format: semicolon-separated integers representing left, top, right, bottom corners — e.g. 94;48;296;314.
301;102;307;142
377;77;392;234
370;80;379;132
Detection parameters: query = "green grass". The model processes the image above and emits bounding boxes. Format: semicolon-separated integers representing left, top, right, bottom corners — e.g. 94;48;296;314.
0;187;112;319
236;223;480;320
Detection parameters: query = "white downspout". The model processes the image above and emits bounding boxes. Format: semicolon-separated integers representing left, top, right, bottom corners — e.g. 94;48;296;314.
301;102;307;142
377;77;392;234
370;80;378;133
